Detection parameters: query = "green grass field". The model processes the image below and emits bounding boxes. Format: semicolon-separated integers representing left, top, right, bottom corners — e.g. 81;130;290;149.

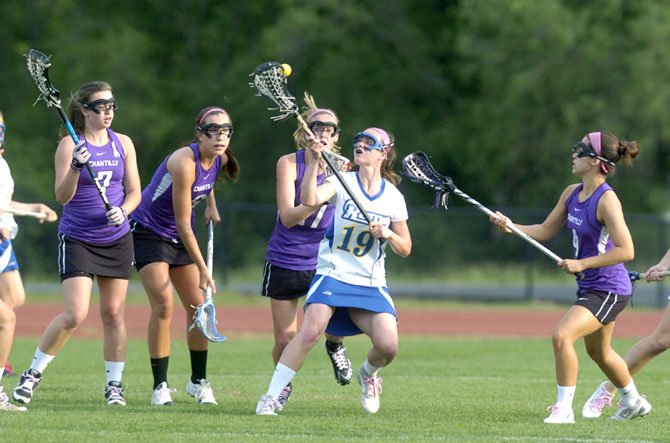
2;334;667;442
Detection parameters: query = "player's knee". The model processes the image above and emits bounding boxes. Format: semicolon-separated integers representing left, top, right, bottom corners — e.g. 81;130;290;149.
296;328;322;349
100;308;125;329
378;342;398;361
62;311;87;330
152;298;173;320
550;329;574;350
649;333;670;352
275;331;296;350
0;304;16;327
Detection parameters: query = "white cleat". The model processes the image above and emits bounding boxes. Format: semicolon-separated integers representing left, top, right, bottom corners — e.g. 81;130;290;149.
151;382;176;406
0;387;27;412
186;379;217;405
582;381;613;418
610;396;651;420
543;404;575;424
255;394;283;416
357;365;382;414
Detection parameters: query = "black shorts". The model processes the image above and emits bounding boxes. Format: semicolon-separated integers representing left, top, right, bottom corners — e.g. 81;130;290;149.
131;221;194;271
575;290;630;325
261;262;315;300
58;232;134;282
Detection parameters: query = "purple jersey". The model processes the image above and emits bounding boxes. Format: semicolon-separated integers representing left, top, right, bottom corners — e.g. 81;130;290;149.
132;143;221;242
265;150;334;271
59;129;129;244
566;183;631;295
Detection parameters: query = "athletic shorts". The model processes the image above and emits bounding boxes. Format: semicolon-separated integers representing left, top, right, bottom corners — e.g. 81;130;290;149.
305;274;397;337
0;239;19;273
131;221;193;271
58;232;133;281
261;262;315;300
575;289;630;325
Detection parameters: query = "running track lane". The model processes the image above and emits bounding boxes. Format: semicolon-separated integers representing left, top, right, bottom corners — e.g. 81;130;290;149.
14;304;662;338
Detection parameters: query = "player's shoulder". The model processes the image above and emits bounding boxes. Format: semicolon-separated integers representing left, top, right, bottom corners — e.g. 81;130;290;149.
277;152;298;165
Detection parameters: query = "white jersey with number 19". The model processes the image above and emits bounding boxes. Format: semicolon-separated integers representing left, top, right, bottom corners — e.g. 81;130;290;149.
315;172;408;287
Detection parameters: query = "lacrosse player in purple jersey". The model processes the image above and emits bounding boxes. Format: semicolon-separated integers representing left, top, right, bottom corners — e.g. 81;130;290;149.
13;81;141;407
130;106;239;406
257;127;412;416
0;111;57;412
261;97;352;409
491;131;650;423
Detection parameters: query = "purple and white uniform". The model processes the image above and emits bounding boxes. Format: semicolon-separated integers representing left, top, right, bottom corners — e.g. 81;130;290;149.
566;183;631;295
265;150;334;271
59;129;128;244
132;143;221;241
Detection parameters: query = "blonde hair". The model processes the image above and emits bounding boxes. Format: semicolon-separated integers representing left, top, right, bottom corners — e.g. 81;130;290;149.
292;92;341;154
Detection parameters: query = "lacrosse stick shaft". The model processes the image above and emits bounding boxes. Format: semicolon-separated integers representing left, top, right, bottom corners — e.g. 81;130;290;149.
205;219;214;298
296;116;373;224
56;107;112;211
629;270;670;281
452;188;563;263
3;207;47;219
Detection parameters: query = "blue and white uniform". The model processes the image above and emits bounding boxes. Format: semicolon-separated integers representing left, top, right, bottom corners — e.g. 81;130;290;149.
305;171;408;336
0;157;19;272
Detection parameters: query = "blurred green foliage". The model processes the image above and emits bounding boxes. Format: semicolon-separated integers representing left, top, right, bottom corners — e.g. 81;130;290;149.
3;0;670;279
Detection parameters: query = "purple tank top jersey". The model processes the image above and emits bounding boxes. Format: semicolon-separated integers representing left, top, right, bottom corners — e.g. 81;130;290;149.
265;150;334;271
132;143;221;242
566;183;631;295
59;129;129;244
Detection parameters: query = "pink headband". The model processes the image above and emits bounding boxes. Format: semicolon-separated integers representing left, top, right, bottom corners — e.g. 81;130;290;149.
367;127;390;146
198;107;227;125
588;131;608;173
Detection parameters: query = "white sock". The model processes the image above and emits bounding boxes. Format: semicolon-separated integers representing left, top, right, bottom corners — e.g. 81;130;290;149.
556;385;576;408
31;348;55;374
361;359;380;378
0;367;4;384
618;381;640;407
105;361;125;384
267;363;296;399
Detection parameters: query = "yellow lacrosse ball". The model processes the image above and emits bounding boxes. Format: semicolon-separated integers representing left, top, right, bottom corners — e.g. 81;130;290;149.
281;63;292;77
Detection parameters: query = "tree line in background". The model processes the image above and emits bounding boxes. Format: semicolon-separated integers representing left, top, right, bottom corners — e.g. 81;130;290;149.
2;0;670;279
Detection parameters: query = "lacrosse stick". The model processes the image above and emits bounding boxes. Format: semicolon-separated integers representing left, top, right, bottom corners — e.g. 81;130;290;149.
629;270;670;281
2;207;47;220
250;61;371;224
25;49;111;211
189;220;227;343
402;151;585;279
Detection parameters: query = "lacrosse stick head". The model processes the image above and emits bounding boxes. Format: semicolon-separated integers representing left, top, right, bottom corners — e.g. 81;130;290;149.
249;61;299;122
401;152;456;209
190;300;228;343
25;49;62;108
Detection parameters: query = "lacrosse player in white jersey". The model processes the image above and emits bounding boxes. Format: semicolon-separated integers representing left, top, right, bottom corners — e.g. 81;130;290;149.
257;127;412;415
0;110;57;412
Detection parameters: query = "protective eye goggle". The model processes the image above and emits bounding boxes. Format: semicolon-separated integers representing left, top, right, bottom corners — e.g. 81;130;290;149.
308;121;339;135
571;141;615;166
198;123;233;138
352;131;391;151
82;98;118;114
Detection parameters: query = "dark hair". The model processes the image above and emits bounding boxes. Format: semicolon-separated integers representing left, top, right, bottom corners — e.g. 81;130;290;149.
63;81;112;137
595;131;640;175
194;106;240;184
